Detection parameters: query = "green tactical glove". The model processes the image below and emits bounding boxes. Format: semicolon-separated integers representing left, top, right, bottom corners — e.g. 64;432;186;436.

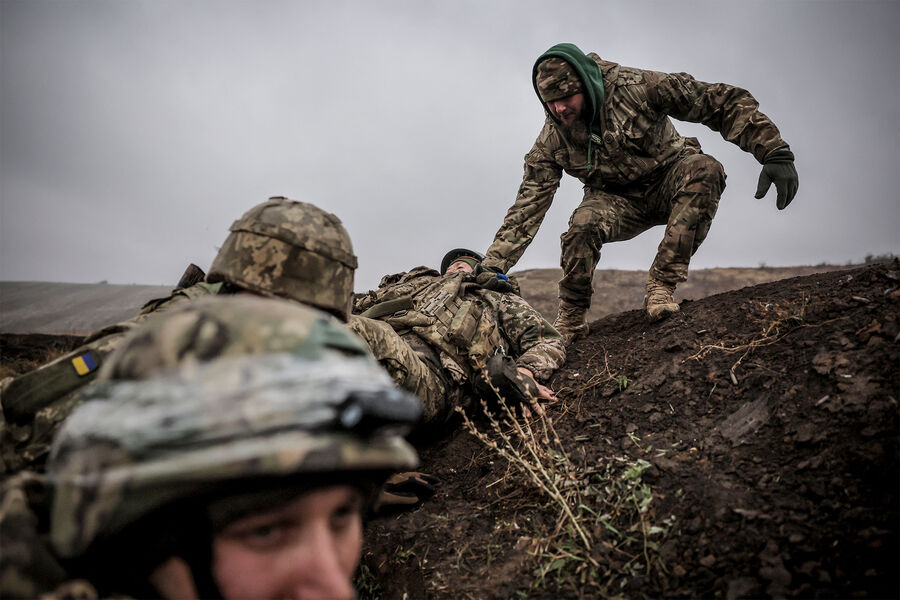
474;263;513;293
755;147;798;210
377;472;440;512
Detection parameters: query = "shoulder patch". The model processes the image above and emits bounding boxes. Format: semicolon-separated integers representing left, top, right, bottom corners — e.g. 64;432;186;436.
71;351;100;376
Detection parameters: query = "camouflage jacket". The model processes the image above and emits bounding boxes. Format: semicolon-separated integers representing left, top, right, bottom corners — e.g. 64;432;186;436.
483;54;790;273
0;282;223;475
0;470;126;599
353;268;565;383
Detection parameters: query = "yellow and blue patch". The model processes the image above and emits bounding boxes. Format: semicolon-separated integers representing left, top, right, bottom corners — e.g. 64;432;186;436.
71;352;99;376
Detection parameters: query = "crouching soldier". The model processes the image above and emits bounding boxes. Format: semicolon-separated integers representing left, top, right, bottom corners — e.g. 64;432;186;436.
350;248;566;426
1;295;421;599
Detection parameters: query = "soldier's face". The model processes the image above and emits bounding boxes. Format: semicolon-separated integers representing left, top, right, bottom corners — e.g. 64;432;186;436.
211;485;363;600
547;93;585;126
446;259;475;275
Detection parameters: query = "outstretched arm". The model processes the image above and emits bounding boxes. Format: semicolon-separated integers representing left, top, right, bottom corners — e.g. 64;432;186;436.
482;133;563;274
645;70;798;208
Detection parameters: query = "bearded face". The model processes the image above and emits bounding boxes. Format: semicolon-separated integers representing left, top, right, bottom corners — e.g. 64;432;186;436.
546;92;590;144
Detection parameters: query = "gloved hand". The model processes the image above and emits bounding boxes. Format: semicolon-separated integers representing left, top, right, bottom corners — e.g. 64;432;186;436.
755;146;798;210
474;263;513;293
377;472;440;511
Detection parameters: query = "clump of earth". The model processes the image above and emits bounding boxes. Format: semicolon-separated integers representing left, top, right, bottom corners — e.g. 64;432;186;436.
362;262;899;599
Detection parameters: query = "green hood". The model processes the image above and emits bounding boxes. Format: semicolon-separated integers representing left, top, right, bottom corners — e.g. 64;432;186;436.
532;43;606;168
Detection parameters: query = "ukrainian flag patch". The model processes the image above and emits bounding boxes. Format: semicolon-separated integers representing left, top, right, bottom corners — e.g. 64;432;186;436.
71;352;99;376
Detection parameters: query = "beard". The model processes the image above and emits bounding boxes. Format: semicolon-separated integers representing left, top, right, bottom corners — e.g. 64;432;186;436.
561;118;591;146
558;103;591;145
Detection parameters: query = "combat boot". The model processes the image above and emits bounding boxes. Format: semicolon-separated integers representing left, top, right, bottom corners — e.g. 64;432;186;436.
554;300;589;344
644;277;680;321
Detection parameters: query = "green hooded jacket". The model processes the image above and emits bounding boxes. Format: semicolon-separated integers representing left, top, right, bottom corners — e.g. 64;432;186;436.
532;43;606;138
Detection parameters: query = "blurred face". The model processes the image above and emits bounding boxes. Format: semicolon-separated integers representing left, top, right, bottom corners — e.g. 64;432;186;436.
211;485;363;600
547;92;585;127
445;259;475;275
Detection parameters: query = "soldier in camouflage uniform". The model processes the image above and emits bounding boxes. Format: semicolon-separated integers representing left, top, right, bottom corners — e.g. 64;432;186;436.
0;196;358;474
350;248;565;425
480;43;799;338
1;295;421;599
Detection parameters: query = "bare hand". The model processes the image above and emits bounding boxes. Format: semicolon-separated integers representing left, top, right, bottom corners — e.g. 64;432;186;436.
516;367;557;419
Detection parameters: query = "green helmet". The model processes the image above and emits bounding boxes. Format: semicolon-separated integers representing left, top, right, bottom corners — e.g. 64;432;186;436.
440;248;484;274
207;196;358;321
46;296;420;559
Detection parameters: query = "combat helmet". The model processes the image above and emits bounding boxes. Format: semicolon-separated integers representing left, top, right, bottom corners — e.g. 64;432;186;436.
440;247;485;274
207;196;358;320
46;295;421;561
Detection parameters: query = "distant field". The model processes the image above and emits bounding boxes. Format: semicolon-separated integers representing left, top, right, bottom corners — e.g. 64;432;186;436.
512;265;855;322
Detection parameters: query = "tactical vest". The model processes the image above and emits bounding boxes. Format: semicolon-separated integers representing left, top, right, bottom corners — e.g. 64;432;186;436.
360;272;505;381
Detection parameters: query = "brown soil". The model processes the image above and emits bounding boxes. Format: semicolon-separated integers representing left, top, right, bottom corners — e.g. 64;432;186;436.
512;265;855;325
0;334;84;379
362;262;899;599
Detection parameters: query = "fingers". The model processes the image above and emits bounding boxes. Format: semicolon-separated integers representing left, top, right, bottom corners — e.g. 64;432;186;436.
536;383;556;402
775;178;788;209
755;170;772;199
779;179;799;210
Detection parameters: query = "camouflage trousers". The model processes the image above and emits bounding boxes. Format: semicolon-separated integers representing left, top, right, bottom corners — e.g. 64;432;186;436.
348;316;455;425
559;153;726;308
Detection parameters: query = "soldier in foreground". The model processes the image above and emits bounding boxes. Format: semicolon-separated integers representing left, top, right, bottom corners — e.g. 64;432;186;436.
350;248;565;425
0;196;358;473
2;295;421;599
479;43;799;340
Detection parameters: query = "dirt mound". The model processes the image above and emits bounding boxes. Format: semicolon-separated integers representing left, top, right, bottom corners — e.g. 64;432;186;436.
512;264;855;325
361;263;899;599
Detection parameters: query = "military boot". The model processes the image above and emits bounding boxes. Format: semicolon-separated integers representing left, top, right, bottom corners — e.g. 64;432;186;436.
644;277;680;321
554;300;589;344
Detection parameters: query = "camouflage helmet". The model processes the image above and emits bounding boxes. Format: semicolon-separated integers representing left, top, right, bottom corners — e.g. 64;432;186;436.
207;196;358;321
96;294;372;381
46;296;421;558
440;248;485;274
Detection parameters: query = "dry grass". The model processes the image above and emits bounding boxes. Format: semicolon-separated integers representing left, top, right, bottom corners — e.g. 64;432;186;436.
459;376;672;596
687;297;851;383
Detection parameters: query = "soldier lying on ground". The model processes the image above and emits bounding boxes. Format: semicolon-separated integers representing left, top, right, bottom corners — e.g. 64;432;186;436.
350;248;566;425
478;43;799;340
0;295;421;599
0;196;358;474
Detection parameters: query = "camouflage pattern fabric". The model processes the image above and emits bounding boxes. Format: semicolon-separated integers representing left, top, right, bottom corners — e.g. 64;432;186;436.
0;471;67;598
349;315;456;424
2;295;402;597
559;153;726;306
483;54;790;295
99;295;371;382
535;57;583;102
48;351;418;558
207;196;357;320
352;270;565;423
0;283;221;476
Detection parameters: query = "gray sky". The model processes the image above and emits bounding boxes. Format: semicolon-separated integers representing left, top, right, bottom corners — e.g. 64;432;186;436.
1;0;898;293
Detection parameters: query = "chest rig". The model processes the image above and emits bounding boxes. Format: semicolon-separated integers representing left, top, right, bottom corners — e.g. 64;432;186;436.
360;272;505;379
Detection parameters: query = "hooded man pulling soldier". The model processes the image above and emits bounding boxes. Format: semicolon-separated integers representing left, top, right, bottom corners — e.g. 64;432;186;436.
478;43;799;341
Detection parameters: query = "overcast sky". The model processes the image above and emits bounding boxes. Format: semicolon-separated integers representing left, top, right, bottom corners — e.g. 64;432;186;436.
1;0;898;292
